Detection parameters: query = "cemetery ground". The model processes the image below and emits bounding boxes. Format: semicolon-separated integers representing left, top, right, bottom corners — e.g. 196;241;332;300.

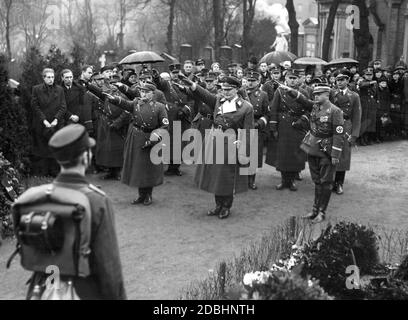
1;140;408;299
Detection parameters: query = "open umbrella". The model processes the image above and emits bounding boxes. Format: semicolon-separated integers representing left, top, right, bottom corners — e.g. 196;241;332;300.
326;58;359;68
119;51;165;65
260;51;297;66
294;57;328;66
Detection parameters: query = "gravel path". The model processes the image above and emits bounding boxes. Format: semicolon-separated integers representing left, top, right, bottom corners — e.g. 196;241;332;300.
1;140;407;299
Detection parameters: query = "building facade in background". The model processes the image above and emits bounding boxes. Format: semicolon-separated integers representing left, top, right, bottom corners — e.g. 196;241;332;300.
315;0;408;66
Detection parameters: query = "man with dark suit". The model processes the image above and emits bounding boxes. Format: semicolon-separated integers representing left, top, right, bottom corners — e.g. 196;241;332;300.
31;68;67;176
61;69;92;133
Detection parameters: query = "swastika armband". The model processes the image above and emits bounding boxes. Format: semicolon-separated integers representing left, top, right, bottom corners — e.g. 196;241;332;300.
335;125;344;135
162;118;169;125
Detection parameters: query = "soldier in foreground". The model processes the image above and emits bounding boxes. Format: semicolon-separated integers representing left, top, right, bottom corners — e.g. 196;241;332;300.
11;124;126;299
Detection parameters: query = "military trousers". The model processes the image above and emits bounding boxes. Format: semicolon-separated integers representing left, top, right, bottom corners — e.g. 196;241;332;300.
215;195;234;209
308;155;337;212
139;187;153;197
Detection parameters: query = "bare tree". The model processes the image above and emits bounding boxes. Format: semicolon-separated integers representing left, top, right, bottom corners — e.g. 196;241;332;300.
242;0;257;61
322;0;341;61
160;0;177;54
175;0;213;57
0;0;13;60
213;0;223;60
352;0;372;69
222;0;241;44
16;0;52;51
286;0;298;55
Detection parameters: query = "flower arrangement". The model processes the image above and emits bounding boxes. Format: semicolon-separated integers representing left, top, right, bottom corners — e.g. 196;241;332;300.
0;153;22;239
226;221;408;300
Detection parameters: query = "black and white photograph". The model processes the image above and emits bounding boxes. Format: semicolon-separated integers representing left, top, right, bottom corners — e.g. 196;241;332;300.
1;0;408;309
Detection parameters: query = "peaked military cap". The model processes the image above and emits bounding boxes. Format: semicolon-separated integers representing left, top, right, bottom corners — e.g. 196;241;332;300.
378;75;388;83
205;71;217;81
169;63;181;73
286;69;300;78
137;80;157;92
195;59;205;66
336;71;351;80
245;71;261;80
220;76;240;89
49;124;96;164
91;72;104;80
313;85;331;94
100;65;114;73
139;70;152;79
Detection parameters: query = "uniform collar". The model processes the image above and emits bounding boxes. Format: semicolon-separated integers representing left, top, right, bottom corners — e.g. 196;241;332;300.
221;95;238;103
54;172;89;185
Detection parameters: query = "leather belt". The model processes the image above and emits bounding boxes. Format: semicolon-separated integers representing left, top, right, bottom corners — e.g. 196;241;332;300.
133;125;154;133
311;130;332;139
213;124;238;133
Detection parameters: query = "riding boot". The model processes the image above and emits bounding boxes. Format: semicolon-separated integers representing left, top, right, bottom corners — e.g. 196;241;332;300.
276;172;287;190
219;195;233;219
249;174;257;190
303;184;320;219
208;196;223;216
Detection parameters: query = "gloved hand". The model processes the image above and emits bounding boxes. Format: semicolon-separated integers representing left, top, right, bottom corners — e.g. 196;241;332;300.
178;73;194;87
267;122;278;140
177;105;191;120
292;115;309;132
103;92;119;104
109;122;118;130
287;89;299;99
348;135;357;146
332;158;340;166
142;133;162;150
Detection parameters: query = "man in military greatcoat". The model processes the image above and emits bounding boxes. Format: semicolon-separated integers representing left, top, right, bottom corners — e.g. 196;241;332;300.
180;75;255;220
266;69;310;191
330;71;361;195
245;71;269;189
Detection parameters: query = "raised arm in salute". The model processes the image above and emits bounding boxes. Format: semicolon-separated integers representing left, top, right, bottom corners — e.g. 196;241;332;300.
180;74;254;220
102;81;169;206
283;83;345;223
